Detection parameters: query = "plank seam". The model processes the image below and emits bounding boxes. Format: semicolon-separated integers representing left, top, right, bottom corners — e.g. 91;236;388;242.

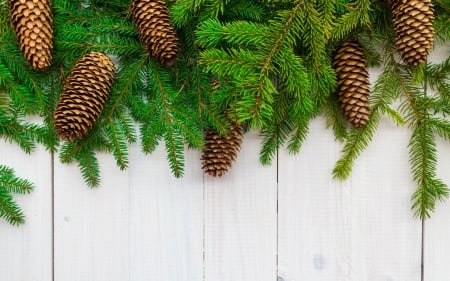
203;171;206;281
51;151;55;281
421;218;425;281
276;146;279;281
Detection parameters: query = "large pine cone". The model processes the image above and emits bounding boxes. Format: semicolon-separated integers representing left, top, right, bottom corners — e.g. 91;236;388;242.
131;0;179;66
54;52;116;142
333;39;370;128
389;0;435;65
201;123;244;177
9;0;53;71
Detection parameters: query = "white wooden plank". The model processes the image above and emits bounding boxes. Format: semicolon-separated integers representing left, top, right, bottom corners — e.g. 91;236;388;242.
424;137;450;281
423;42;450;281
204;130;277;281
278;117;421;281
54;152;130;281
129;145;204;281
0;142;52;281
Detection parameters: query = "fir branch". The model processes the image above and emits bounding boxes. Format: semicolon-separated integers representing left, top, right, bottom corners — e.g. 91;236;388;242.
0;116;39;153
0;165;34;225
0;168;33;195
171;0;209;27
333;112;380;179
331;0;371;43
260;116;293;165
76;149;101;188
323;94;348;142
333;58;401;179
409;120;449;218
287;117;310;154
0;190;25;225
196;19;270;48
105;120;129;170
223;1;266;21
429;117;450;140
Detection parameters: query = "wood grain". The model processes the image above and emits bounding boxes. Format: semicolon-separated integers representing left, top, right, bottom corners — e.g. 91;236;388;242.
204;130;278;281
54;152;130;281
278;117;421;281
0;142;52;281
129;145;203;281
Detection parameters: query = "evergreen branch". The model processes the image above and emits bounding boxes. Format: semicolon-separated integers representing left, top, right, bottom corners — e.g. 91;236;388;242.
0;46;44;112
0;165;34;225
76;149;101;188
0;171;33;195
148;62;187;177
163;127;185;178
260;116;293;165
333;60;401;179
105;120;129;170
140;113;163;154
0;189;25;225
196;19;270;48
409;120;449;218
333;112;380;179
382;106;406;126
323;94;348;142
331;0;371;43
171;0;208;27
287;117;310;154
223;1;266;21
200;48;264;78
0;116;38;153
429;117;450;141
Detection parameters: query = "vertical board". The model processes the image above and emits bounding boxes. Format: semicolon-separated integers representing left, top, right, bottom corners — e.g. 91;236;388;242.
424;42;450;281
54;153;130;281
424;137;450;281
204;131;278;281
129;145;204;281
278;117;422;281
0;142;52;281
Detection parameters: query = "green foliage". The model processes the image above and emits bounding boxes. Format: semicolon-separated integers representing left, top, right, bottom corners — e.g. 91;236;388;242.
0;165;34;225
0;0;449;224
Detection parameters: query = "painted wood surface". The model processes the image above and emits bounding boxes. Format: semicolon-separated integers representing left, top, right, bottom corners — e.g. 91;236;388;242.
1;45;450;281
54;152;130;281
278;118;421;281
129;145;203;281
424;42;450;281
204;130;277;281
0;119;448;281
0;142;52;281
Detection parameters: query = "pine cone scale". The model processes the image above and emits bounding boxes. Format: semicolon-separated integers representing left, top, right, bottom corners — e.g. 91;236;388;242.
54;52;116;142
333;39;371;128
202;123;243;177
389;0;435;65
9;0;53;71
132;0;179;66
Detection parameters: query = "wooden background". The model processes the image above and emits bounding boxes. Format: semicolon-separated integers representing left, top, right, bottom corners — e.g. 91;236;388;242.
0;45;449;281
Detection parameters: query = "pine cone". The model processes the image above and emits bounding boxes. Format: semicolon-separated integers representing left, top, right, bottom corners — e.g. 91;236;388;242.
389;0;435;65
201;123;244;177
131;0;179;66
54;52;116;142
333;39;370;128
9;0;53;71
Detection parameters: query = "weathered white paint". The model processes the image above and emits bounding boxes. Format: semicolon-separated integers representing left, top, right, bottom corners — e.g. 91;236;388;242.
129;145;203;281
278;116;422;281
0;142;52;281
424;42;450;281
1;44;450;281
204;130;277;281
54;152;130;281
425;137;450;281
